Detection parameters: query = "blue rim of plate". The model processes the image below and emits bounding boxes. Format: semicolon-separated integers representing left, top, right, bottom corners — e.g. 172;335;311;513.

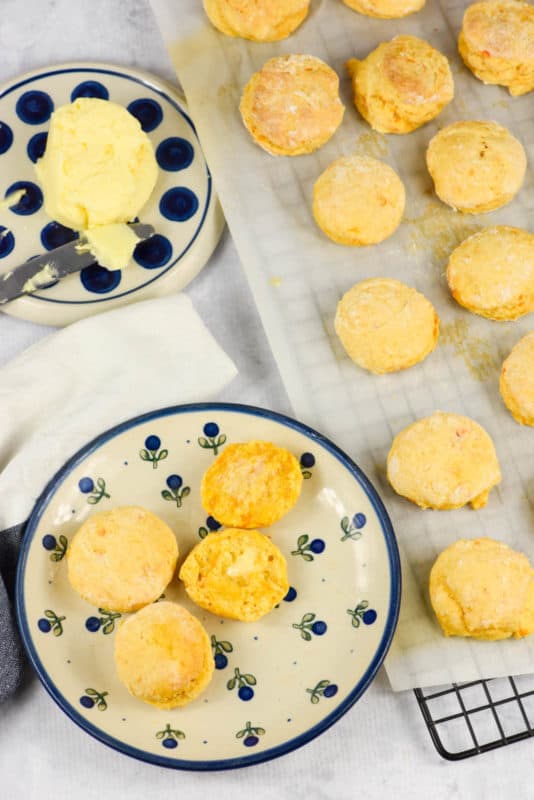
0;64;212;305
15;402;401;771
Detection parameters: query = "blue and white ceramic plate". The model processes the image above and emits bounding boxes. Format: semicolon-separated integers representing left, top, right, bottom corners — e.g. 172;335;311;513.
16;403;400;770
0;63;223;326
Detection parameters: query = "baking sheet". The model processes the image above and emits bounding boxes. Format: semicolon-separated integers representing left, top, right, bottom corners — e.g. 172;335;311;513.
150;0;534;690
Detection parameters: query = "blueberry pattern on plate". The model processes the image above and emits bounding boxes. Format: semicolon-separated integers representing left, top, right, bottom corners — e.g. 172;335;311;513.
15;403;400;770
0;64;218;324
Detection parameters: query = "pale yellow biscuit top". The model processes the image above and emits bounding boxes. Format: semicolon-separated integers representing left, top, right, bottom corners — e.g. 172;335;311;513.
201;440;303;528
447;226;534;321
341;0;425;18
426;120;527;213
203;0;310;41
313;155;405;246
387;412;501;510
239;54;345;156
430;538;534;640
500;332;534;425
179;528;289;622
347;36;454;134
459;0;534;96
67;506;178;613
335;278;439;374
114;602;213;708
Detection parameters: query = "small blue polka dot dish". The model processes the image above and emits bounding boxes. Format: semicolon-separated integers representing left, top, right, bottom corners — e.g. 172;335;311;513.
16;403;400;771
0;63;223;326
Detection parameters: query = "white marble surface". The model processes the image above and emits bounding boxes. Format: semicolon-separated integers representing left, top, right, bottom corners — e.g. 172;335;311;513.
1;2;534;797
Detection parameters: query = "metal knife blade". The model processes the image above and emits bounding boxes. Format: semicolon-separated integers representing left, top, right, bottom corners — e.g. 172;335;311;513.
0;223;155;305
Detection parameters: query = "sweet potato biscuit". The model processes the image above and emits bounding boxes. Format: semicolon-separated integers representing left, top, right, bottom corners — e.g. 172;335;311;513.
341;0;425;18
426;120;526;213
313;155;405;246
447;226;534;320
201;440;303;528
114;602;213;708
67;506;178;613
335;278;439;374
500;332;534;425
239;54;345;156
387;412;501;510
203;0;310;41
179;528;289;622
459;0;534;96
430;538;534;640
347;36;454;134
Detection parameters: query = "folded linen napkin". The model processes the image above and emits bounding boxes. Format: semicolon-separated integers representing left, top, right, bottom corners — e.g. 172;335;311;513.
0;293;237;701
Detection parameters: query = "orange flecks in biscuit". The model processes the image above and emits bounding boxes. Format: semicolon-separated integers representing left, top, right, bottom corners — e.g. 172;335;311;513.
180;528;289;622
387;411;501;510
201;440;302;528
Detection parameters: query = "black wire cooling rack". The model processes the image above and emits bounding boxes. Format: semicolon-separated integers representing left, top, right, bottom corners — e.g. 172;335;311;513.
414;675;534;760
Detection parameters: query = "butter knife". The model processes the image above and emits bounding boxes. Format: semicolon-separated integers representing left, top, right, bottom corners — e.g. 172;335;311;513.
0;223;155;305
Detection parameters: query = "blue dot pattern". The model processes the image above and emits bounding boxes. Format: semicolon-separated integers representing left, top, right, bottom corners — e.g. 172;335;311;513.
80;265;121;294
41;222;78;251
71;81;109;102
16;90;53;125
0;122;13;155
133;234;173;269
0;227;15;258
127;98;163;132
156;137;194;171
5;181;43;215
27;131;48;163
160;187;199;222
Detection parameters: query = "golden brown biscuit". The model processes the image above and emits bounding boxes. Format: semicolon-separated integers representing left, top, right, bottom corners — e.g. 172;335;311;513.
342;0;425;18
179;528;289;622
67;506;178;612
347;36;454;134
430;538;534;640
201;440;303;528
239;54;345;156
114;602;213;708
313;155;405;246
335;278;439;373
500;332;534;425
426;120;526;213
447;226;534;320
387;412;501;510
459;1;534;96
203;0;310;41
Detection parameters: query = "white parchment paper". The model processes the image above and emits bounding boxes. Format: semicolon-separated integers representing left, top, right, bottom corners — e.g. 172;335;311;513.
149;0;534;690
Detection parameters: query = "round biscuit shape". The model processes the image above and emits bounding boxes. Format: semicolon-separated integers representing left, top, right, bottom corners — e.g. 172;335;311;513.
179;528;289;622
114;602;214;708
335;278;439;374
201;440;303;528
313;155;405;246
500;332;534;425
426;120;526;213
459;0;534;96
203;0;310;41
239;54;345;156
429;538;534;640
342;0;425;18
387;412;501;510
347;35;454;134
67;506;178;613
447;226;534;320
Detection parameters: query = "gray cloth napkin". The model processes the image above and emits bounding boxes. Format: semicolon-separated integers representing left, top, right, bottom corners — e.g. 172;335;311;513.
0;523;26;701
